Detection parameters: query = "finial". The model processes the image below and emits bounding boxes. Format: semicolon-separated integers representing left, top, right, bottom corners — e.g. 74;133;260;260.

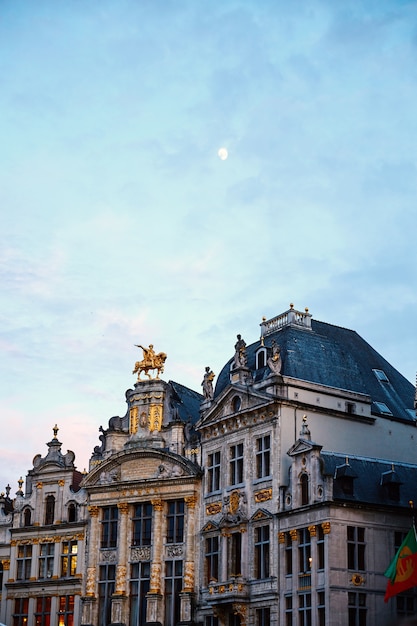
409;500;414;509
345;456;349;465
290;303;294;309
5;484;11;497
262;316;266;322
260;335;264;346
17;477;23;491
53;424;59;439
305;307;309;313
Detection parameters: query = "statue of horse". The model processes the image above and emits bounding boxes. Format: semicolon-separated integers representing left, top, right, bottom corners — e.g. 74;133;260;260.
132;352;167;381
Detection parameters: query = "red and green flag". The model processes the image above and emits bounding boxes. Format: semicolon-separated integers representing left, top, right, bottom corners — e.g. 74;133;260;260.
384;526;417;602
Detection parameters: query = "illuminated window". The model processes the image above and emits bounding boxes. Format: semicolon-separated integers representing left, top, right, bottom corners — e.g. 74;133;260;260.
35;596;51;626
61;540;77;577
13;597;28;626
58;595;74;626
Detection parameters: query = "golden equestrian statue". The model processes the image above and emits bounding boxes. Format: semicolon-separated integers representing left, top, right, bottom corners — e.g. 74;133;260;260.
132;344;167;381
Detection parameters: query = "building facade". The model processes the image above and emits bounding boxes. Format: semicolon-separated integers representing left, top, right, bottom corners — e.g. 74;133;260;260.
0;305;416;626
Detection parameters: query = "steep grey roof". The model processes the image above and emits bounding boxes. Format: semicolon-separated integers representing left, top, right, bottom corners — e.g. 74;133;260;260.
214;319;415;423
169;380;202;425
321;451;417;511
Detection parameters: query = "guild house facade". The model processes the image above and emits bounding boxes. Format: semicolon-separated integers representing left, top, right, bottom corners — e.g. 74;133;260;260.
0;304;417;626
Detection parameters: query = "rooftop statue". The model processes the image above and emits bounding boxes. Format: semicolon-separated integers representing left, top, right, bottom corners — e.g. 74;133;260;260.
202;366;215;401
233;334;247;368
133;344;167;381
267;339;282;375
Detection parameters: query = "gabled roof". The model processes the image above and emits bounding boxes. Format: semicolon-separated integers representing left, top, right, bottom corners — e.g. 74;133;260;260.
169;380;202;425
214;318;415;423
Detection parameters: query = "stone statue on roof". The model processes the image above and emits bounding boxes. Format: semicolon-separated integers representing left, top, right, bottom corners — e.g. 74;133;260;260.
233;334;247;368
202;366;215;400
267;339;282;375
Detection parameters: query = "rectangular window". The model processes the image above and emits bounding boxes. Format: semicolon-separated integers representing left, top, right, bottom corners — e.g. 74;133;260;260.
61;540;78;577
347;527;365;571
318;591;325;626
17;544;32;580
228;531;242;577
45;495;55;525
396;593;416;617
101;506;118;549
317;525;325;570
58;595;75;626
298;528;311;573
35;596;51;626
132;502;152;546
205;536;219;584
205;618;219;626
299;593;312;626
285;596;293;626
285;532;293;576
130;561;150;626
230;443;244;485
13;597;29;626
39;543;54;579
98;564;116;626
164;560;183;626
254;525;270;579
256;435;271;479
348;592;366;626
256;607;271;626
208;451;221;492
167;500;185;543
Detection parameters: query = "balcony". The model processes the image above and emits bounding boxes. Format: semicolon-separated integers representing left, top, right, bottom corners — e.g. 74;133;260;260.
204;578;249;605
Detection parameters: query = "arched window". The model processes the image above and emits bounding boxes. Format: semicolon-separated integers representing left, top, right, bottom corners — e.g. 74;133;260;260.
232;396;241;412
300;474;309;506
68;503;77;523
45;495;55;525
23;508;32;527
256;349;266;369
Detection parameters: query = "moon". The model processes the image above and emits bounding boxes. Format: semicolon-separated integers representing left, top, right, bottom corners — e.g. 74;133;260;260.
218;147;228;160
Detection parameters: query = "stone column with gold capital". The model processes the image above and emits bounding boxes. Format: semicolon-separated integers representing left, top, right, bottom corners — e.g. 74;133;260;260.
85;506;100;597
146;498;164;626
115;502;129;595
183;495;197;592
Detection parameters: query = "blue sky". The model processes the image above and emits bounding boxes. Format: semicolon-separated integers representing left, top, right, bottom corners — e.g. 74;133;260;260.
1;0;417;490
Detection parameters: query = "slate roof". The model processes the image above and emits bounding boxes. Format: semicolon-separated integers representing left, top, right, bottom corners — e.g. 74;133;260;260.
169;380;203;425
321;451;417;511
214;319;415;423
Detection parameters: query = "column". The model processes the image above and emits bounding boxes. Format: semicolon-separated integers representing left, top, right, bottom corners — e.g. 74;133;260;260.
179;496;197;625
81;506;100;626
146;498;164;626
111;502;129;626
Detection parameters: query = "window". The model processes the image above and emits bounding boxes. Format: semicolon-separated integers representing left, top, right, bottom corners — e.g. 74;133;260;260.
167;500;185;543
285;532;293;576
254;525;270;579
61;540;77;577
317;525;325;571
256;607;270;626
228;531;242;577
45;495;55;525
346;402;356;414
396;593;416;617
348;592;366;626
256;435;271;479
164;560;183;626
256;349;266;369
17;544;32;580
347;527;365;571
13;597;28;626
299;528;311;574
232;396;241;412
374;401;392;415
98;564;116;626
205;535;219;584
230;443;244;485
132;502;152;546
68;503;77;523
39;543;54;579
299;593;312;626
318;591;325;626
130;562;150;626
35;596;51;626
285;596;293;626
205;618;219;626
23;508;32;526
300;474;309;505
101;506;118;548
58;595;74;626
207;451;221;492
373;369;389;383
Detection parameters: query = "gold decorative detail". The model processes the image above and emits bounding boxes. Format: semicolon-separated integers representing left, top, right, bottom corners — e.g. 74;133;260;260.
149;562;162;593
184;495;197;509
129;407;139;434
58;479;65;487
53;424;59;439
151;498;163;511
117;502;129;514
116;565;127;593
36;482;43;489
289;529;298;542
206;502;222;516
254;488;272;503
132;344;167;381
86;567;96;596
219;585;225;593
278;532;285;544
10;540;17;547
182;561;195;591
149;404;163;432
322;521;331;534
351;573;364;586
88;506;99;517
308;525;317;537
2;560;10;570
229;490;240;515
253;510;267;521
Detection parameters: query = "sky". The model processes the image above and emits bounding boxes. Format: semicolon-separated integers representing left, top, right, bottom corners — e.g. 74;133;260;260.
1;0;417;492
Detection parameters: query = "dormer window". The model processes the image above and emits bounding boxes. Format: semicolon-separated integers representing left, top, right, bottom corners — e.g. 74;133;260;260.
374;402;393;416
45;495;55;526
381;467;402;502
23;508;32;527
373;369;389;383
335;460;357;496
300;474;309;506
256;348;267;369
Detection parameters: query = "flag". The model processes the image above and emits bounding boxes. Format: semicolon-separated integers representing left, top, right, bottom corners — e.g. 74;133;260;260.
384;526;417;602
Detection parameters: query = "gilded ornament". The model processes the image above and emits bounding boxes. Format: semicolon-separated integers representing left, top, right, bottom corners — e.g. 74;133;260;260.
129;407;139;434
278;532;285;544
322;521;331;534
132;344;167;381
149;404;163;432
254;488;272;503
290;529;298;542
308;525;317;537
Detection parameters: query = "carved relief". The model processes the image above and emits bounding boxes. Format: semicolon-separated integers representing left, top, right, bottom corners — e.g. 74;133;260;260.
149;404;163;432
116;565;127;593
131;546;151;562
166;545;183;558
86;567;96;596
206;502;222;516
100;551;117;563
322;521;331;534
130;407;139;434
254;488;272;503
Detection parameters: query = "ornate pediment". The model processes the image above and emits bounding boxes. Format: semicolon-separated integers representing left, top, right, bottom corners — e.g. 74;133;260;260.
250;508;273;522
287;438;322;457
